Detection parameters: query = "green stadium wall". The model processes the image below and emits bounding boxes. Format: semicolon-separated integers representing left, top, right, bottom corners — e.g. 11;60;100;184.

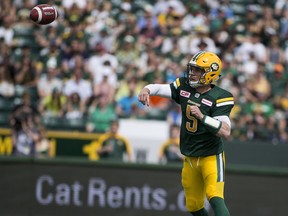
1;128;288;168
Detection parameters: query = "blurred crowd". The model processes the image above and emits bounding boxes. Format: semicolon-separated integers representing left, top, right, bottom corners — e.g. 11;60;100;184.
0;0;288;157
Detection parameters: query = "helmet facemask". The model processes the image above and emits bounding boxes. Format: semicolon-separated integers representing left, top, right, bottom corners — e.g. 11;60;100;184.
186;63;208;88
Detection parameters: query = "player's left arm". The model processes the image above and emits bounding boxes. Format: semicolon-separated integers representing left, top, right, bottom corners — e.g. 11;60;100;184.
211;115;231;138
190;105;232;138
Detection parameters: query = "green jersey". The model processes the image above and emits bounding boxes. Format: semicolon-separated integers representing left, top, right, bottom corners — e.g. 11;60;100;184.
170;77;234;157
98;133;131;161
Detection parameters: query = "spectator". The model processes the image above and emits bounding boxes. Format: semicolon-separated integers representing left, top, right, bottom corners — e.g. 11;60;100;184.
166;102;181;127
115;35;140;75
37;63;63;98
34;130;51;158
10;91;40;127
116;78;146;118
38;39;62;75
93;61;118;91
62;0;87;10
0;0;17;21
87;43;119;84
189;26;217;54
275;0;288;17
234;33;267;63
240;52;258;79
157;0;186;34
61;39;90;75
65;92;86;120
181;4;207;33
159;124;183;164
13;46;39;95
266;35;286;67
0;63;15;97
38;88;66;118
10;91;46;157
96;119;132;162
93;69;116;104
115;76;145;102
137;4;159;32
269;63;288;97
0;15;15;46
164;60;183;83
11;114;38;157
161;29;185;56
43;25;64;49
279;7;288;43
273;83;288;143
88;26;117;53
62;67;92;104
246;63;271;102
255;5;279;46
138;8;164;50
230;5;259;35
86;94;117;133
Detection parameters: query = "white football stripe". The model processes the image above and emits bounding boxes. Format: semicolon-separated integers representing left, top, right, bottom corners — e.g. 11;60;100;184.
173;81;177;89
216;101;234;107
54;7;57;18
35;6;42;23
219;153;224;182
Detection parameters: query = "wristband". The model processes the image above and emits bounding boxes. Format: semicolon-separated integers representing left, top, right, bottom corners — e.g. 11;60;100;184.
202;115;222;134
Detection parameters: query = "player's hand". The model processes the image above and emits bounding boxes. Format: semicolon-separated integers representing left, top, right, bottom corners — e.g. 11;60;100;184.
138;87;150;106
190;105;204;120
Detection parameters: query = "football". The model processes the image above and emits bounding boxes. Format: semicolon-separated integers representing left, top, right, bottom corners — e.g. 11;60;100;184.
30;4;57;25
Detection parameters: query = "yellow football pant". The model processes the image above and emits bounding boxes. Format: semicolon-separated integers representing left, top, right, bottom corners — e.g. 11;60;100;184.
181;153;225;212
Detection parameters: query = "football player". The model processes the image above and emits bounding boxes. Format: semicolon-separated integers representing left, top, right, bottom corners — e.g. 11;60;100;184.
138;51;234;216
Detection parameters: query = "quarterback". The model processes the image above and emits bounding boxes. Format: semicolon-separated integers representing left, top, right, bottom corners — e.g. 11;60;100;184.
138;51;234;216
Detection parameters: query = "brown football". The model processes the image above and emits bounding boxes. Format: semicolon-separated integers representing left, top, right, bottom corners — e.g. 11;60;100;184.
30;4;57;25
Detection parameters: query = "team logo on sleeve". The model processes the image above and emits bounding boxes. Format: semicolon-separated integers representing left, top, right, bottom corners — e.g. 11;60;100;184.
180;90;190;98
201;98;213;107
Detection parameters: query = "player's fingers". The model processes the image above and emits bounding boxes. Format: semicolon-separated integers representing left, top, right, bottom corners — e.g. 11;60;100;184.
190;105;197;115
138;93;149;106
138;94;144;104
189;105;194;112
146;95;150;107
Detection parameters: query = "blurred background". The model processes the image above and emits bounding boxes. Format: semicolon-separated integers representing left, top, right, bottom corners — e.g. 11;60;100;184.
0;0;288;215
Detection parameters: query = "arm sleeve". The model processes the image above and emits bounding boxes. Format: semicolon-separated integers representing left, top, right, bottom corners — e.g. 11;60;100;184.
214;115;231;128
145;84;172;98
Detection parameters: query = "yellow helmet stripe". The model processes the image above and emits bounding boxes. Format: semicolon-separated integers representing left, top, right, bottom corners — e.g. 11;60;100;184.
216;97;234;103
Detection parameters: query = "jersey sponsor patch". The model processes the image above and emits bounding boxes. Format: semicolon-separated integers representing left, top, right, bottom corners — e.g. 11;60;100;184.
180;90;190;98
216;97;234;107
188;100;200;107
201;98;213;107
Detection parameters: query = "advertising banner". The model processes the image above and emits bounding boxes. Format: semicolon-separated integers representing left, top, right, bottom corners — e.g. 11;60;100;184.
0;158;288;216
